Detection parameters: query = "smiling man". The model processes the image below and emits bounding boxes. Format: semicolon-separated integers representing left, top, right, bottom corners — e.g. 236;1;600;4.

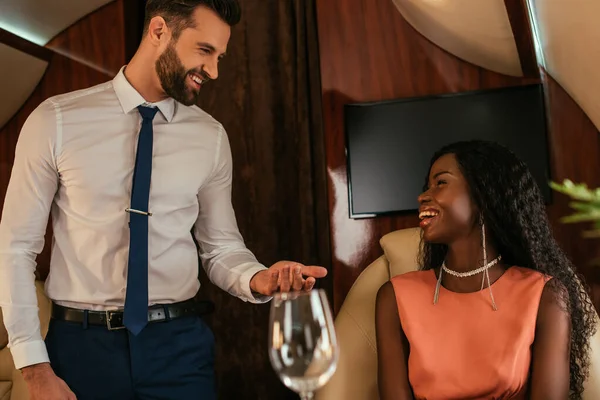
0;1;327;399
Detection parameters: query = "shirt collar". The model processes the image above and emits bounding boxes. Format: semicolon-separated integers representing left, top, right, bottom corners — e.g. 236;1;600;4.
112;66;176;122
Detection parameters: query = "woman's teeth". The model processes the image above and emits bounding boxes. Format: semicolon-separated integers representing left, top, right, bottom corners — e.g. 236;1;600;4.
419;211;439;220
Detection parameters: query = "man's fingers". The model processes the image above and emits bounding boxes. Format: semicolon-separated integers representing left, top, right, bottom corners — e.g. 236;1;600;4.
292;266;304;291
303;277;316;291
59;379;77;400
300;265;328;278
268;270;280;294
279;266;291;292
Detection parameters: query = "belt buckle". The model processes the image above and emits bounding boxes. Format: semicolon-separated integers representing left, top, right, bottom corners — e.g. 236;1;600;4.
105;310;125;331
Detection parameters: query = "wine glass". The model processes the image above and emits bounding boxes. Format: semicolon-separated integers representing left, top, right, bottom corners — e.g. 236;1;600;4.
268;289;339;400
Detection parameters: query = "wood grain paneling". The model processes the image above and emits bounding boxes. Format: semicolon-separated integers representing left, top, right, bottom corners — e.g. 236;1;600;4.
504;0;539;78
45;0;125;76
315;0;599;313
543;69;600;307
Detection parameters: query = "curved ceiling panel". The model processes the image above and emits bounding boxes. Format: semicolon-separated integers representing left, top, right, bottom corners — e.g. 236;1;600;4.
528;0;600;131
0;0;114;45
391;0;523;77
0;43;48;129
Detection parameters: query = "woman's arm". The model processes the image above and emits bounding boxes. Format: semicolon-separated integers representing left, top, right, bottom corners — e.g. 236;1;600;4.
529;283;571;399
375;281;414;400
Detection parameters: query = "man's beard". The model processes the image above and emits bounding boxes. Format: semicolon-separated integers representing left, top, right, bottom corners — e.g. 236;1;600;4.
155;43;204;106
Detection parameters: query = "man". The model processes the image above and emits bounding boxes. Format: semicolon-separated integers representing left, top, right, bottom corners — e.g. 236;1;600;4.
0;1;327;399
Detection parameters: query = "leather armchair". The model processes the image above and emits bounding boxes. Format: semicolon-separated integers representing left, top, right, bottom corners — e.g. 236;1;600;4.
0;281;51;400
315;227;600;400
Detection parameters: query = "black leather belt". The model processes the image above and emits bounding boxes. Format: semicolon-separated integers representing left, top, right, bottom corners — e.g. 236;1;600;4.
51;299;215;331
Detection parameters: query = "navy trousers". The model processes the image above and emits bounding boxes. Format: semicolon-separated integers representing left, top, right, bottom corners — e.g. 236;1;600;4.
45;314;216;400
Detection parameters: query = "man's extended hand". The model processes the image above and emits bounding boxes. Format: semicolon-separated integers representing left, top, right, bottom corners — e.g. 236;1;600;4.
21;363;76;400
249;261;328;296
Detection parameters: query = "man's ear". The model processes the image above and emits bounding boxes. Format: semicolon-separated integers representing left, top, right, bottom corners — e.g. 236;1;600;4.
146;16;170;45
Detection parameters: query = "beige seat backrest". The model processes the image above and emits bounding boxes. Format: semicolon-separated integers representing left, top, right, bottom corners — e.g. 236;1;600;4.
0;311;7;352
316;227;600;400
315;228;421;400
379;228;422;277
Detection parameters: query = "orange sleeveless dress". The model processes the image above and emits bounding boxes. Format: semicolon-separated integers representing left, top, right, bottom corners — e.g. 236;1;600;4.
390;266;550;400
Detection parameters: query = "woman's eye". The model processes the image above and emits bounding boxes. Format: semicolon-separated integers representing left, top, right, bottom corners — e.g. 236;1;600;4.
436;179;446;186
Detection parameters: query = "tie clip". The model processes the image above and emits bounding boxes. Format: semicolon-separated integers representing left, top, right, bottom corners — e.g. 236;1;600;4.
125;208;153;216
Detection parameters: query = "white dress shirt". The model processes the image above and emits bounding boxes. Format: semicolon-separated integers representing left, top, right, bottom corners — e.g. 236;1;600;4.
0;67;268;370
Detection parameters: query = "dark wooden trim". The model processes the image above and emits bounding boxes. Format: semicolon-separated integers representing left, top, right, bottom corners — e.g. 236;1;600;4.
123;0;145;62
504;0;540;78
0;27;53;62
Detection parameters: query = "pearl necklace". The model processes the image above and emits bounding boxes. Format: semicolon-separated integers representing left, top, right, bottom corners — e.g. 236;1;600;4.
433;221;500;310
441;255;502;278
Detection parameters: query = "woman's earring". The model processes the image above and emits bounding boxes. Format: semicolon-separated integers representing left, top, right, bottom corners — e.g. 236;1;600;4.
479;216;498;311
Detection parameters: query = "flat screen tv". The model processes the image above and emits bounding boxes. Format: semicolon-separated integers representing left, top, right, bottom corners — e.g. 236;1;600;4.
345;84;551;218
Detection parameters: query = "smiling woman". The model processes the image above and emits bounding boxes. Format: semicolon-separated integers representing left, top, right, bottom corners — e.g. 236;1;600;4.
376;140;597;400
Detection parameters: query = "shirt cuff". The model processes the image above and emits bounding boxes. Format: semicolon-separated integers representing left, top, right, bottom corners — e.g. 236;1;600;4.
239;265;272;304
9;339;50;370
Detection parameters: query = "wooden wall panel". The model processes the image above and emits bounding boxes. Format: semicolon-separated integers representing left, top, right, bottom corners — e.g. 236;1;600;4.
315;0;599;312
543;69;600;306
504;0;539;78
45;0;125;76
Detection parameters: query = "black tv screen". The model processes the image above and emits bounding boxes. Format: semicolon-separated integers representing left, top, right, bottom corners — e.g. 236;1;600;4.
345;84;551;218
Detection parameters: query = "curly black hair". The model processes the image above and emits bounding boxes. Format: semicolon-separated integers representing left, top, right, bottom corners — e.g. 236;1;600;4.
418;140;596;398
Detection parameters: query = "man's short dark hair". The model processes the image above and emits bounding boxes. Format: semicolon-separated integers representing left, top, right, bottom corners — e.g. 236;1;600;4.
143;0;241;39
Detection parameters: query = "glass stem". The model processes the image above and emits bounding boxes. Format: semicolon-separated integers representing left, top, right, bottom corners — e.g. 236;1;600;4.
299;392;314;400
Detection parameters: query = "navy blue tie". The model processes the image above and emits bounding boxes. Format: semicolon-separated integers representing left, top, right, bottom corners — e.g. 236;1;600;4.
124;105;159;335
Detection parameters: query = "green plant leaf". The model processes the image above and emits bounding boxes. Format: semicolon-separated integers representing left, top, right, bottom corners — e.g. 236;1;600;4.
550;180;600;241
550;180;600;202
568;201;600;212
561;214;600;223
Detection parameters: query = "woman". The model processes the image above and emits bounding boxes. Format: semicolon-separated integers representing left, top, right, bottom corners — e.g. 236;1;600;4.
375;140;596;399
